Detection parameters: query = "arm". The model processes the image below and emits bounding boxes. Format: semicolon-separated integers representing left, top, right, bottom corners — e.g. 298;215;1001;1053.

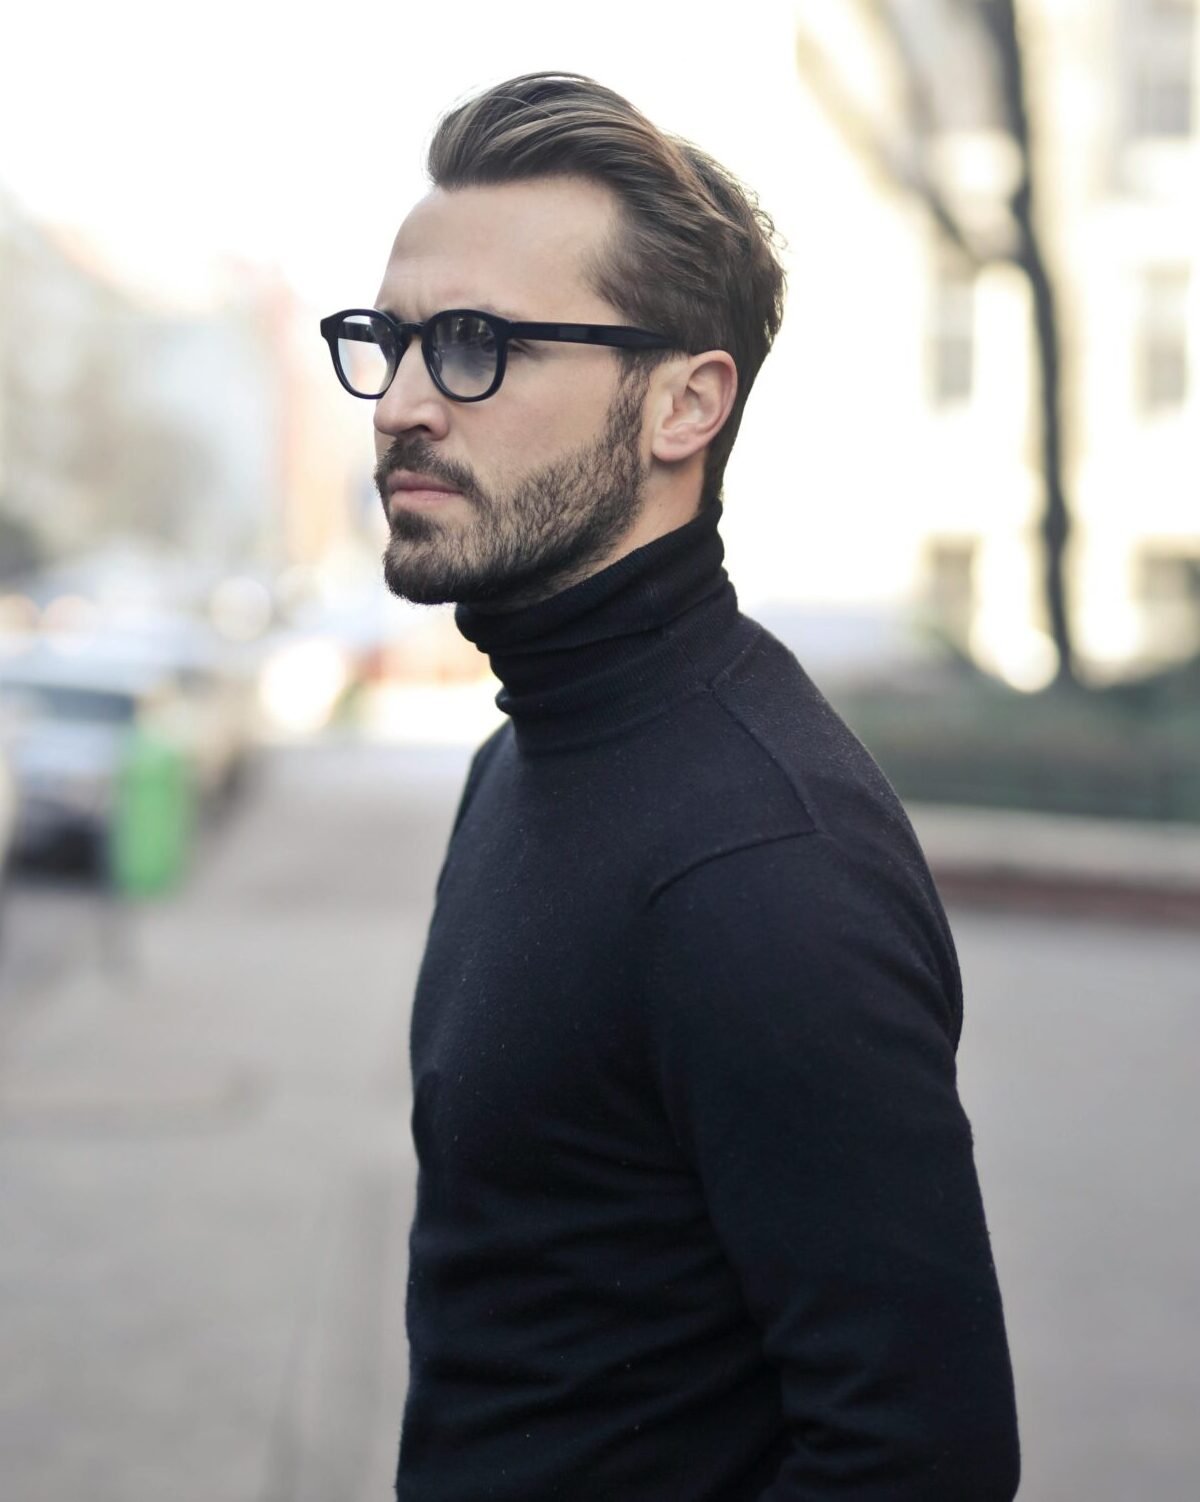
642;831;1020;1500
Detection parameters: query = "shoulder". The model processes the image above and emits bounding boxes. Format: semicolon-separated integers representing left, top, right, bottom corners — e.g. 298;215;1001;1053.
640;619;964;1040
707;620;904;827
642;622;945;914
642;825;963;1053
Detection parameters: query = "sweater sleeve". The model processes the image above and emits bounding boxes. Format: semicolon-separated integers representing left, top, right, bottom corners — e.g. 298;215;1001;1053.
642;830;1020;1501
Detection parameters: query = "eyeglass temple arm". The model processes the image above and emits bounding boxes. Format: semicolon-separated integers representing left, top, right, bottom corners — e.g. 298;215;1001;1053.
507;322;672;350
321;313;671;351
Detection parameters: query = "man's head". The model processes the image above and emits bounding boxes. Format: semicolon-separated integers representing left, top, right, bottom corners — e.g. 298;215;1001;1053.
369;73;785;608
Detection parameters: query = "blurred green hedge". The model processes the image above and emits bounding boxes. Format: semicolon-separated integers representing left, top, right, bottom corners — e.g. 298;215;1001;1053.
832;658;1200;823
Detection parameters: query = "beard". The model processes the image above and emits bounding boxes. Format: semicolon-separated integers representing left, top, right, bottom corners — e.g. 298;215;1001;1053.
376;370;650;610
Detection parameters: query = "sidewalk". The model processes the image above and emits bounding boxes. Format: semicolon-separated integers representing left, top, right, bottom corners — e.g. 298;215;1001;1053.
0;744;454;1502
911;803;1200;923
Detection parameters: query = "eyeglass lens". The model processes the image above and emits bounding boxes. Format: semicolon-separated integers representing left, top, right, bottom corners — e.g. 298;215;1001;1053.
333;312;502;399
335;314;396;398
427;313;499;399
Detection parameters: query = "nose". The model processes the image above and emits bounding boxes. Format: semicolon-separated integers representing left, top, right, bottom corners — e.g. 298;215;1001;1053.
373;339;451;443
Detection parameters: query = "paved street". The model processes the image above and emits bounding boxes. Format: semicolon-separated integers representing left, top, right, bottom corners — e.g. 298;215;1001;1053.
1;738;1197;1502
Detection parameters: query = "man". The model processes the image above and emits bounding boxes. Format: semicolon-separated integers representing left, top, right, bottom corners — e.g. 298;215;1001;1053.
320;72;1019;1501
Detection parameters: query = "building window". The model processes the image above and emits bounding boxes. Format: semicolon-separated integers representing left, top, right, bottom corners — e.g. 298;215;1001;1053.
923;537;978;643
1136;548;1200;656
1139;550;1200;601
891;0;1008;133
1137;267;1191;412
927;264;976;407
1123;0;1196;141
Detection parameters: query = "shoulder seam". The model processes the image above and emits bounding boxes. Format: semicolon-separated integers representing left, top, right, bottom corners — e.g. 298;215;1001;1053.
709;626;815;815
645;826;819;910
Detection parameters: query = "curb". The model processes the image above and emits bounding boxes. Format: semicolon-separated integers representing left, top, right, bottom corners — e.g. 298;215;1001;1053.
909;804;1200;926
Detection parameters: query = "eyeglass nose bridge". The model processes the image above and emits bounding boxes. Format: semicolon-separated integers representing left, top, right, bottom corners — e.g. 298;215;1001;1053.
377;316;429;399
377;313;498;404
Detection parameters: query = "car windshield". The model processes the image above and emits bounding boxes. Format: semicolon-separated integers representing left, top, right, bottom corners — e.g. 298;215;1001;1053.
0;682;139;726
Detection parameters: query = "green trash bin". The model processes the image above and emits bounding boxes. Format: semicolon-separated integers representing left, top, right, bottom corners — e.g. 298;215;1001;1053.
109;728;195;896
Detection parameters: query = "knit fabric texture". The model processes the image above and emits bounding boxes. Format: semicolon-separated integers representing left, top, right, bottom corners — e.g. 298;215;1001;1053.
396;504;1019;1501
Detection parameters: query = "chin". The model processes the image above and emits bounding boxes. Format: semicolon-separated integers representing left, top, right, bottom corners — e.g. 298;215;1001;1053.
382;560;457;607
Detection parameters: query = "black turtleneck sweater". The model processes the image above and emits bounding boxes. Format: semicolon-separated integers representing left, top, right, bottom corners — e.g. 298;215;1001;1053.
396;506;1019;1502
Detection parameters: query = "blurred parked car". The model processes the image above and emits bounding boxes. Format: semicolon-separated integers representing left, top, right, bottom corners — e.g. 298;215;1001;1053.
0;645;184;869
91;618;260;805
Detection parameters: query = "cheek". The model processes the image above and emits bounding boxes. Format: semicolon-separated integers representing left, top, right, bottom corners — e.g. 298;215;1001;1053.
474;367;619;473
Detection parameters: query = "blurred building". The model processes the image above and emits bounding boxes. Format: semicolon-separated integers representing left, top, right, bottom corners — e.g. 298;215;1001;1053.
788;0;1198;685
0;192;369;591
0;191;129;572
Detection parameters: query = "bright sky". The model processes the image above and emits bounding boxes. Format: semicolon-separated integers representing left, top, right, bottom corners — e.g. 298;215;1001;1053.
0;0;807;310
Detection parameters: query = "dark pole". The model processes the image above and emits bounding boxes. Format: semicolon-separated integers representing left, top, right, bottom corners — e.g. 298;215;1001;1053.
981;0;1076;686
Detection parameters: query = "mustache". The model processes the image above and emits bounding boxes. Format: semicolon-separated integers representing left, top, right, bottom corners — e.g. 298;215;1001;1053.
373;439;482;507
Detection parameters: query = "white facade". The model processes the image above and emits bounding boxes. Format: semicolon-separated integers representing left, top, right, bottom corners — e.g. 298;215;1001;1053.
0;199;290;575
922;0;1198;681
771;0;1198;684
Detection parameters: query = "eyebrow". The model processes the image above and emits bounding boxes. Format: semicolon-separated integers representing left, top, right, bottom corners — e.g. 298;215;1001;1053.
377;302;528;324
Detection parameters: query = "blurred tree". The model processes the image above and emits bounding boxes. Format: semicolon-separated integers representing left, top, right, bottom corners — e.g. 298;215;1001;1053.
796;0;1076;685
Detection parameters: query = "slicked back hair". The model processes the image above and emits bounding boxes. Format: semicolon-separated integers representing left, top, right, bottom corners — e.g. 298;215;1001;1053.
426;73;786;507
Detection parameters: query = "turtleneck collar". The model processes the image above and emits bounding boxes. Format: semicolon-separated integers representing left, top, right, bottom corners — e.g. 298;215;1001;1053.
454;503;740;752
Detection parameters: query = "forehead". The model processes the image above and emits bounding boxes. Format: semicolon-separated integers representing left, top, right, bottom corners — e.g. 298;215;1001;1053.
376;177;621;320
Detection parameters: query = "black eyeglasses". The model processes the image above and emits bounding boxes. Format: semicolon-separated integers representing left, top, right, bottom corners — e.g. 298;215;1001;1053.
319;307;674;403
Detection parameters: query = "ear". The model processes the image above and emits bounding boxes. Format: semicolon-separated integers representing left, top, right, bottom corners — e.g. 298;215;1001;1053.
648;352;738;466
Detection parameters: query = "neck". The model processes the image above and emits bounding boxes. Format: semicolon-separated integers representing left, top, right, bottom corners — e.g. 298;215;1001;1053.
455;503;739;753
468;491;709;617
